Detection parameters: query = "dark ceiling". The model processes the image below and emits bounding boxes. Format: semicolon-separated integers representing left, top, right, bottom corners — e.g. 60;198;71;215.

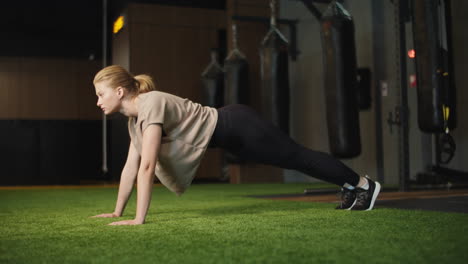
1;0;226;58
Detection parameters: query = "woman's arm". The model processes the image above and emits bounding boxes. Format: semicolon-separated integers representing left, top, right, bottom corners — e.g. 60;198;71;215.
113;142;141;216
109;124;162;225
92;141;141;218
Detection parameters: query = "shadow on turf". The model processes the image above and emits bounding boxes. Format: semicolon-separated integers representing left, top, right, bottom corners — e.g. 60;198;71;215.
195;201;331;216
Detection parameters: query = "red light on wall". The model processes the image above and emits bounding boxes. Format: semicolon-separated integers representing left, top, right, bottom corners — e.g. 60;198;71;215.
408;49;416;59
410;74;417;87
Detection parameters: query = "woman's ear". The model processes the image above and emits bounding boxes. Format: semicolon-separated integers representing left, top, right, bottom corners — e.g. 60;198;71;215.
116;86;125;99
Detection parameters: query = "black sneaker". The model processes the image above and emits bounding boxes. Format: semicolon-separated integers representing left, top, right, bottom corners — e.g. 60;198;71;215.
351;176;381;211
335;188;357;210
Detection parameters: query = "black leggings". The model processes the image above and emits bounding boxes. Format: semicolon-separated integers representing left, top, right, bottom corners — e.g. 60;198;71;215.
208;104;360;186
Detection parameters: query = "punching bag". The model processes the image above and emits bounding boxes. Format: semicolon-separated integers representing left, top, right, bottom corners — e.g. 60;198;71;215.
260;0;290;135
412;0;456;133
201;49;224;108
224;24;249;106
320;1;361;158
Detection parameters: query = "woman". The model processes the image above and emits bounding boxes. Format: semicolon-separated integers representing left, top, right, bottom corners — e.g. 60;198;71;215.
92;65;381;226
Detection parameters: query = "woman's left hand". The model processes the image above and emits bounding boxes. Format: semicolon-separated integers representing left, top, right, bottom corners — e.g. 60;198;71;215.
108;219;144;226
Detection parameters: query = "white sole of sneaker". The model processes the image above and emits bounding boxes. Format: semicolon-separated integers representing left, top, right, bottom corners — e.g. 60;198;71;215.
346;198;358;210
365;181;381;211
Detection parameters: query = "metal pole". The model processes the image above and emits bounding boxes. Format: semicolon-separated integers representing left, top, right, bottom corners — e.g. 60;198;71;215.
396;0;410;191
102;0;108;176
371;0;385;184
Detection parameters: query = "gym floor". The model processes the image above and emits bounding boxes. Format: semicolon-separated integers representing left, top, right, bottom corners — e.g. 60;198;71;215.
1;183;467;263
252;188;468;214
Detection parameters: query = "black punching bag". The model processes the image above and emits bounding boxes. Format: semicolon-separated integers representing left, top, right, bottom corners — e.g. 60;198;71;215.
224;24;249;106
260;0;290;134
320;1;361;158
201;49;224;108
412;0;456;133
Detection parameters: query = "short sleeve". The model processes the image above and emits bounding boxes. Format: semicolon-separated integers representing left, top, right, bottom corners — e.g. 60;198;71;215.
141;93;166;133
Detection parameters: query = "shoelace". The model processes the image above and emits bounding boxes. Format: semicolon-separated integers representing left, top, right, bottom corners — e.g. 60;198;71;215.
355;189;369;205
339;189;355;205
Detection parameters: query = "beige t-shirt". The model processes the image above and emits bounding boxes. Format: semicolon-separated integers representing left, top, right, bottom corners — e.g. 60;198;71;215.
128;91;218;195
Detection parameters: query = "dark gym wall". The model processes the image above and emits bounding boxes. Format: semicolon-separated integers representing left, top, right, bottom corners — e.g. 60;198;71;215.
0;58;103;185
0;58;101;119
0;1;107;186
0;1;102;58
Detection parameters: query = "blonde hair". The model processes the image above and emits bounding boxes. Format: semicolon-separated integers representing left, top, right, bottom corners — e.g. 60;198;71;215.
93;65;156;95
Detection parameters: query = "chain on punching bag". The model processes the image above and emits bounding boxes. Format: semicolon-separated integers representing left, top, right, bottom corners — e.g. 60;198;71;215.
224;24;250;164
260;0;290;134
201;49;225;108
320;1;361;158
224;24;249;106
412;0;456;133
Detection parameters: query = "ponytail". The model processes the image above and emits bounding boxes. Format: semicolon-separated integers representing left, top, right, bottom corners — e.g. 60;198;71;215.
135;74;156;94
94;65;156;96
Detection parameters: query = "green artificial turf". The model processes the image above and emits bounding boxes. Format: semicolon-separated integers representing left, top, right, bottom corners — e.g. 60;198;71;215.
1;183;467;264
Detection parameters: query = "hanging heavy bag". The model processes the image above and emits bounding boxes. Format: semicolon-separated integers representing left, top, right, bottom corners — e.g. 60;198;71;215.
224;24;249;106
412;0;456;133
260;0;290;135
201;49;224;108
320;1;361;158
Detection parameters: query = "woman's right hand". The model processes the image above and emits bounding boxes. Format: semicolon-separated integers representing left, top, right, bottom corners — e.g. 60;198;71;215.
91;212;120;218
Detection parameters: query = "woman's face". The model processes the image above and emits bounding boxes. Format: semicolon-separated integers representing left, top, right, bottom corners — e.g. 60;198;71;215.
95;81;122;115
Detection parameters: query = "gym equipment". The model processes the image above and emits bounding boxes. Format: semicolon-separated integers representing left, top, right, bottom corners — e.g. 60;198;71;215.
260;0;290;134
224;24;249;164
412;0;457;133
201;49;225;108
320;1;361;158
224;24;249;106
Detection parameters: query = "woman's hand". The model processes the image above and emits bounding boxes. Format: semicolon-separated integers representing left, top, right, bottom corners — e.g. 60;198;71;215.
91;212;120;218
108;219;144;226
